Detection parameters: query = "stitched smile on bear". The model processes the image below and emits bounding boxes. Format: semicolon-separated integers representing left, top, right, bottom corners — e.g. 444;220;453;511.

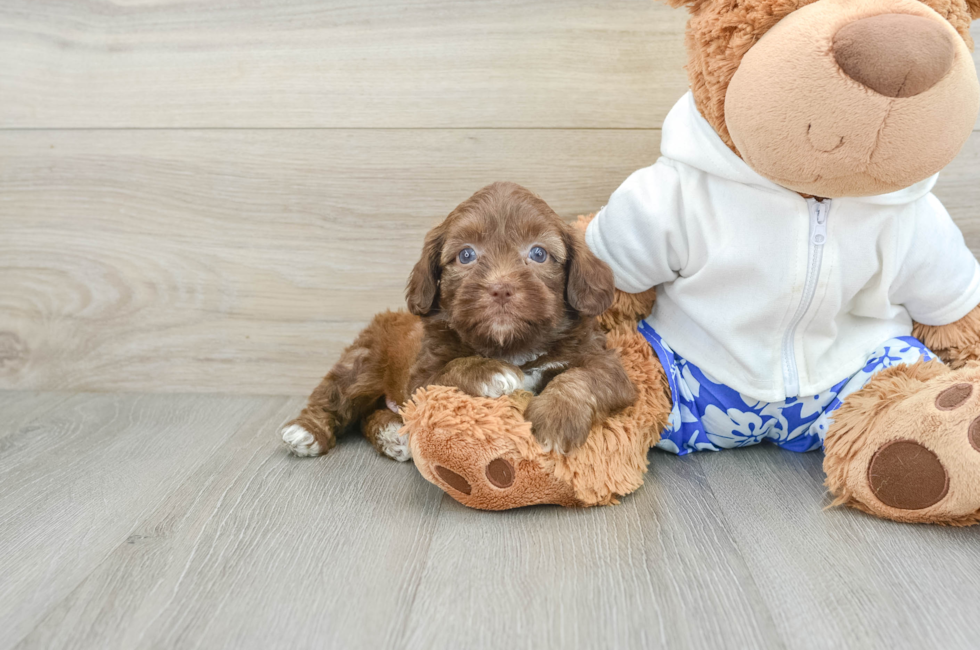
680;0;979;198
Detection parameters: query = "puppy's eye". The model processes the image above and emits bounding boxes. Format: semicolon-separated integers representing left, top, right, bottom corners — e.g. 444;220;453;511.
528;246;548;263
458;247;477;265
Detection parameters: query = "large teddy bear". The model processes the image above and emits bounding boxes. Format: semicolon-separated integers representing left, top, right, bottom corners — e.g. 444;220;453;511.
403;0;980;524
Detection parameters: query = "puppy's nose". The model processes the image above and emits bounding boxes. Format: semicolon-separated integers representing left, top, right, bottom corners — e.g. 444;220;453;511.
488;282;515;303
833;14;955;98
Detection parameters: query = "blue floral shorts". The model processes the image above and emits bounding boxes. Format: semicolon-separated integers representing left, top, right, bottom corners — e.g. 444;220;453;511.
638;321;936;455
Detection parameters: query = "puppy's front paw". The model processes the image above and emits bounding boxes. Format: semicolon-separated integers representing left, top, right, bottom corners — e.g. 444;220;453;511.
281;424;325;457
481;368;524;399
526;392;594;454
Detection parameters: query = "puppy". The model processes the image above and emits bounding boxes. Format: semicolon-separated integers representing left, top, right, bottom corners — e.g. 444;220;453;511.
280;182;636;461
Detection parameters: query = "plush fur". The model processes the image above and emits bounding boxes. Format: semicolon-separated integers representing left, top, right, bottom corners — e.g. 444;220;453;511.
914;304;980;368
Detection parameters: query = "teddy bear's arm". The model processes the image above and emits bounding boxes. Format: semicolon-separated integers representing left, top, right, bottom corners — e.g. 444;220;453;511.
912;303;980;368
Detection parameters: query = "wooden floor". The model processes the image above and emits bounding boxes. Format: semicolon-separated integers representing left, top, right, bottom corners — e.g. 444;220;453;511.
0;389;977;650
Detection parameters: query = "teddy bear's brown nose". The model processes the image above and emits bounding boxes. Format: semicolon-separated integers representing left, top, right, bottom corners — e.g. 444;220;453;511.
833;14;955;98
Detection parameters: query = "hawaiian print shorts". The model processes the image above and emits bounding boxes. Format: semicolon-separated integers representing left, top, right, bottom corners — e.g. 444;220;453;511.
638;321;936;455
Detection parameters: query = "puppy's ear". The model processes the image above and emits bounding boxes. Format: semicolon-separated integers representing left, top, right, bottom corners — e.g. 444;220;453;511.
562;223;615;317
406;225;445;316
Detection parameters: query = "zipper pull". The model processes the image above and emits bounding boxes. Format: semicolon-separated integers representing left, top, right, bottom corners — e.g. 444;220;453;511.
811;200;830;245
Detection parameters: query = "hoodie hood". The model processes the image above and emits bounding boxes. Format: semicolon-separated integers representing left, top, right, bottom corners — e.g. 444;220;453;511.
660;91;938;206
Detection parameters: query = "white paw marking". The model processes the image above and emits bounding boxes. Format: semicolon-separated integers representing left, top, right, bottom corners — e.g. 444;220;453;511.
481;369;524;399
377;422;411;462
281;424;323;457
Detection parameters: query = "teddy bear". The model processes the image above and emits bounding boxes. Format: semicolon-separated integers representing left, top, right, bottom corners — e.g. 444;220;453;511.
403;0;980;525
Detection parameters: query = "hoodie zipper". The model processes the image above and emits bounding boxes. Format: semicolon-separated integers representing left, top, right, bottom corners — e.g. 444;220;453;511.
781;198;831;398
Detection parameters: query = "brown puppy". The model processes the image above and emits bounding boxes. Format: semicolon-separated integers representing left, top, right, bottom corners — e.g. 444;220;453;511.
280;182;636;461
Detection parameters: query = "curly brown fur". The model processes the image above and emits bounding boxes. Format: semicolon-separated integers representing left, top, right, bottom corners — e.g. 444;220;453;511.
286;182;636;459
407;182;635;454
667;0;976;152
284;310;422;454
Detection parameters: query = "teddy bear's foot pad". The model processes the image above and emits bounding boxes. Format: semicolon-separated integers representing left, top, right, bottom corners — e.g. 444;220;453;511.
433;458;516;497
428;455;571;509
485;458;515;488
828;366;980;525
432;458;514;495
434;465;472;495
868;440;949;510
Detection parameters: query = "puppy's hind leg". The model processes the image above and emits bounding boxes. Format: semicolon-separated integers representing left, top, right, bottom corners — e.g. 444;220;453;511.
363;409;411;462
281;343;384;458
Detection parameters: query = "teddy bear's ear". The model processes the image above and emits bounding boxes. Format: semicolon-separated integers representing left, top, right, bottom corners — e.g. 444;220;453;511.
967;0;980;20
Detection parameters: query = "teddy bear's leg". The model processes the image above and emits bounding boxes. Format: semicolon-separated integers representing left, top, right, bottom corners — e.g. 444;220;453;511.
823;360;980;525
361;409;410;462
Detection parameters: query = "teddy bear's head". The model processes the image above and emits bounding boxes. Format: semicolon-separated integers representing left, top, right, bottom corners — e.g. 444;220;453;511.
670;0;980;197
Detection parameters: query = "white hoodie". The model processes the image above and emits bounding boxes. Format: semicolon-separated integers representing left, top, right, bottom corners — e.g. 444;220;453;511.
586;92;980;402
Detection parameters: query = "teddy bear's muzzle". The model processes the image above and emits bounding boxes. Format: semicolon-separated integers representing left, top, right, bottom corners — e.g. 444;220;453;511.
724;0;979;199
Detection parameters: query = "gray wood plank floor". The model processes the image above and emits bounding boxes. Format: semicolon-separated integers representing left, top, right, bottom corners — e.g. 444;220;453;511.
2;391;978;650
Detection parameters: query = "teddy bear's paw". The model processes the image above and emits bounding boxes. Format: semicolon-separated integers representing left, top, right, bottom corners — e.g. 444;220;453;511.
281;423;328;457
866;380;980;518
834;367;980;525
